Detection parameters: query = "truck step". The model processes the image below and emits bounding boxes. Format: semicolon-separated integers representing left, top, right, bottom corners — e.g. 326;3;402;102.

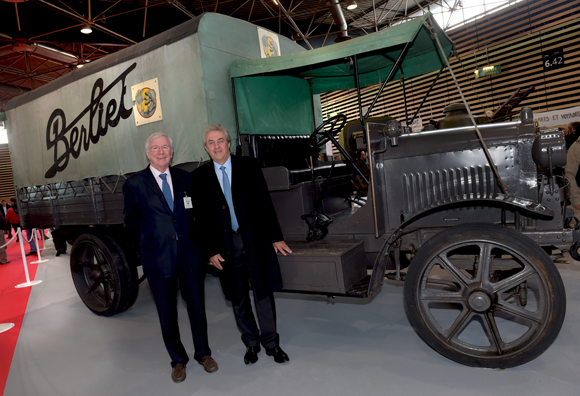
345;275;371;297
279;239;367;295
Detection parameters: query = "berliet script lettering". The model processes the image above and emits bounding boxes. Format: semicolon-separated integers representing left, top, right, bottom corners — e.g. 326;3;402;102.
44;62;137;178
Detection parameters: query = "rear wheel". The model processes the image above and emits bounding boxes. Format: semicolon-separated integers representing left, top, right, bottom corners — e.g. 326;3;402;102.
404;223;566;368
70;233;139;316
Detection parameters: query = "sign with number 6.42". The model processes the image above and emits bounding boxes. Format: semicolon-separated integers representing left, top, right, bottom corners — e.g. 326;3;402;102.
543;48;564;70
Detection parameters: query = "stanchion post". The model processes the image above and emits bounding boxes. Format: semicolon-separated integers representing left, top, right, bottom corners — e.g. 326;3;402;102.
31;228;48;264
0;323;15;333
15;227;42;288
40;228;53;252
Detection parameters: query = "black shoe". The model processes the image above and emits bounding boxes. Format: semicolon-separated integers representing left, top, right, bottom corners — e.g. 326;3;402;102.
26;251;37;256
244;346;261;365
266;346;289;363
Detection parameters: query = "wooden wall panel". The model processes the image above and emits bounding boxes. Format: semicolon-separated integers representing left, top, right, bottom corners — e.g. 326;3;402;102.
0;144;14;202
321;0;580;129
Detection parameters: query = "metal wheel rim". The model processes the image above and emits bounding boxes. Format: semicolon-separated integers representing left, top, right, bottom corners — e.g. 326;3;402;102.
416;237;551;360
71;240;117;312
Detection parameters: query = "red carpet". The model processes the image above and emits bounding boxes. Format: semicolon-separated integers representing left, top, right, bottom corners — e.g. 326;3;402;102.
0;233;45;396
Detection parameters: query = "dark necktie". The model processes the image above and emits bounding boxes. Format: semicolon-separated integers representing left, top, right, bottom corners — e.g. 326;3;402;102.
159;173;174;211
220;165;239;231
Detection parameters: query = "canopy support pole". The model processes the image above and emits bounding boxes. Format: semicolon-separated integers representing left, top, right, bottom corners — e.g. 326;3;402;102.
231;78;242;153
352;43;411;238
409;62;446;125
426;16;509;195
363;42;411;120
401;74;410;129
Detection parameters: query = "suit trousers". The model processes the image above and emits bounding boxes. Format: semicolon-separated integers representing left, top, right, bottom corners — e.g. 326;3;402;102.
0;230;7;262
231;232;280;350
147;243;211;367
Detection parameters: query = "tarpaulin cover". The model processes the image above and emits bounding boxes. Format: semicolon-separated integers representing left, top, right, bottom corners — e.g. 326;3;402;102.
5;13;306;187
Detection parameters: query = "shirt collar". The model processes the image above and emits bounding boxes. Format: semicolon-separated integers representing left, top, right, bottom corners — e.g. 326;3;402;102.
149;165;171;179
213;156;232;172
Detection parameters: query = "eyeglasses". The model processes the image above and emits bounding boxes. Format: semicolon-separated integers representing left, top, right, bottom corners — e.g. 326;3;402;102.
149;145;171;152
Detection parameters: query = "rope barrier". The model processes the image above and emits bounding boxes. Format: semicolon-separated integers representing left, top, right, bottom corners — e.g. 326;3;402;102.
23;230;34;243
0;233;18;250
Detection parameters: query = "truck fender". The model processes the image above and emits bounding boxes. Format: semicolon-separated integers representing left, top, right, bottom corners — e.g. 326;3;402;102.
367;193;552;296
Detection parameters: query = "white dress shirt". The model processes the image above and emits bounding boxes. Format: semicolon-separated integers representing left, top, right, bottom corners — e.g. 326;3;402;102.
149;165;174;198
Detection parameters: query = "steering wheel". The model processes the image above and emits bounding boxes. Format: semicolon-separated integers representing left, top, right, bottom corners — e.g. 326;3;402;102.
310;114;347;149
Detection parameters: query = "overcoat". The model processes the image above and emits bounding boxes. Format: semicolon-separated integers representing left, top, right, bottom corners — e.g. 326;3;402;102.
123;166;202;278
192;155;284;302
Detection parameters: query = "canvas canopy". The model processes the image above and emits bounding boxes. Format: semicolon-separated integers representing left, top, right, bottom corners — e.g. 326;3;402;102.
231;13;454;136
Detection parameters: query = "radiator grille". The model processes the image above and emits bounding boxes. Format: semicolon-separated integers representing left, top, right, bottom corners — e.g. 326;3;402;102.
402;165;498;214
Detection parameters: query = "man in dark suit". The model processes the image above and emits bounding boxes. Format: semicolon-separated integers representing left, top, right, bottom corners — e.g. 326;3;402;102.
123;132;217;383
1;200;11;238
192;124;292;365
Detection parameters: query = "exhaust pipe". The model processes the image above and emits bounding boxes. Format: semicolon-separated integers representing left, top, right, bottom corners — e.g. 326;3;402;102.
327;0;351;42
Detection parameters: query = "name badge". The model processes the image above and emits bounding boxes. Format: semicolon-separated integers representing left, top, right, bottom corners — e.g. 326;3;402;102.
184;197;192;209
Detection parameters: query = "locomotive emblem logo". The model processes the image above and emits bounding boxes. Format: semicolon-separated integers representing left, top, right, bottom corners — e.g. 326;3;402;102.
261;35;279;58
134;88;157;118
131;78;163;126
257;27;280;59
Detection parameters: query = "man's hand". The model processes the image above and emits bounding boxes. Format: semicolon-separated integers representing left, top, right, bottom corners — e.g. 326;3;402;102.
273;241;292;256
209;254;224;270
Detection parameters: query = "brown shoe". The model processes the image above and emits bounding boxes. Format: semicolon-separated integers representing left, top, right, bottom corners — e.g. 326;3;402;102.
171;363;186;383
199;355;218;373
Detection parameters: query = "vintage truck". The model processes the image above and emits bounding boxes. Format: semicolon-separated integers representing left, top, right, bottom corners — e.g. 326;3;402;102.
2;12;573;369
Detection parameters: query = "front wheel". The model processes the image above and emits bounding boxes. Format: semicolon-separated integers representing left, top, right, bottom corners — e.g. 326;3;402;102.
70;233;139;316
403;223;566;368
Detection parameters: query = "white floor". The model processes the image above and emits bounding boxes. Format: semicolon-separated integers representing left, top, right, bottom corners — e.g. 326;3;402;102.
4;241;580;396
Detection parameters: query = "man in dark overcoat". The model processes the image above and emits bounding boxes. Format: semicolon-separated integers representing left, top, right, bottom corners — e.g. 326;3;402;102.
123;132;217;383
192;124;292;365
0;200;11;238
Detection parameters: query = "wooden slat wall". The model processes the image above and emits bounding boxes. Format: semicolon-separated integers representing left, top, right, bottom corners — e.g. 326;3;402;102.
0;144;14;202
321;0;580;128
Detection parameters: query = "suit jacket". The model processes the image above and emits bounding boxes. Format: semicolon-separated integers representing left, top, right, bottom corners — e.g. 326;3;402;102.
192;155;284;302
123;166;201;279
0;204;10;217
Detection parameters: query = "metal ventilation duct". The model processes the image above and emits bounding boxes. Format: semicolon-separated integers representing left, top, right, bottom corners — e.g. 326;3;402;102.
0;83;31;94
327;0;351;42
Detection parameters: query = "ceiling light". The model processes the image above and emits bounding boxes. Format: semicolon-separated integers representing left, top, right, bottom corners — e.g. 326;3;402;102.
81;24;92;34
346;0;357;10
76;63;84;68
